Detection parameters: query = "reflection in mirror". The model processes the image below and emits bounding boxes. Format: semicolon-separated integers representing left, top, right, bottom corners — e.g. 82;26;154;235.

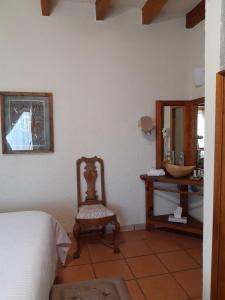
156;98;205;169
197;105;205;169
163;106;184;165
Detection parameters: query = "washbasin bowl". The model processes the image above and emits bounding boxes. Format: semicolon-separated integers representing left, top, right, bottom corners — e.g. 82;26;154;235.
163;163;195;178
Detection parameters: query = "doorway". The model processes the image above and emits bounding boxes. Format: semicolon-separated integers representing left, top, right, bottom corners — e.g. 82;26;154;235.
211;70;225;299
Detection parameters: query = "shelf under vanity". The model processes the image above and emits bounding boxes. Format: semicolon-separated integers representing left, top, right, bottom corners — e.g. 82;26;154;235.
140;175;203;235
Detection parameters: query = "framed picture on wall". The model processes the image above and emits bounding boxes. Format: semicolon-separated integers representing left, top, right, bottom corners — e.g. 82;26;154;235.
0;92;54;154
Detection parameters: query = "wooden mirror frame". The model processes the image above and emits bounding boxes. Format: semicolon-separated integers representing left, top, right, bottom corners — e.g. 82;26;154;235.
156;98;205;169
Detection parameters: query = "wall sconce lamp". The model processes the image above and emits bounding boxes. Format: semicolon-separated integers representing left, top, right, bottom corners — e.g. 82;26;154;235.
138;116;154;135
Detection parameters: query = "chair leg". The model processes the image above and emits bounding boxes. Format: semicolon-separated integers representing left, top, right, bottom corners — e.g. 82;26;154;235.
101;225;106;238
113;217;120;253
73;221;81;259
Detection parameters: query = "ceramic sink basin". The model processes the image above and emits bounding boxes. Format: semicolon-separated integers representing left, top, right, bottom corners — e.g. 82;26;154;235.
163;163;195;178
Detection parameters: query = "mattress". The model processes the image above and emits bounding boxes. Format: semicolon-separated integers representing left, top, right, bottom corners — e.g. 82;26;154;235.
0;211;71;300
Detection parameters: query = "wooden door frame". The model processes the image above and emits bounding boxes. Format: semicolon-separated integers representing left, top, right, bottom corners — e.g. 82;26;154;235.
211;70;225;299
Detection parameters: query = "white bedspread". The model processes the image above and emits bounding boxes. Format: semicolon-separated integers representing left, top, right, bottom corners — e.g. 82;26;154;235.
0;211;71;300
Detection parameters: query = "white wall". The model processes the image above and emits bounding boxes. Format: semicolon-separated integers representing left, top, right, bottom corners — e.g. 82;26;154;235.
189;21;205;99
1;1;222;298
0;0;190;231
187;21;205;222
203;0;223;299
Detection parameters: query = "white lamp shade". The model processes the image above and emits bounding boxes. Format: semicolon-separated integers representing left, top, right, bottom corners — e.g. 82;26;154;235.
193;67;205;87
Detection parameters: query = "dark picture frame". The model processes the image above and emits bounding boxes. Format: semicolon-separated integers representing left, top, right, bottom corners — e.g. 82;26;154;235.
0;92;54;154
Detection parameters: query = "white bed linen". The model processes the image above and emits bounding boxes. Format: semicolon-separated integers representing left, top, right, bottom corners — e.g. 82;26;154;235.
0;211;71;300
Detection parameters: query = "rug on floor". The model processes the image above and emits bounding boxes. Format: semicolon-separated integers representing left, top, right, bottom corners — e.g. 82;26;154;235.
50;277;132;300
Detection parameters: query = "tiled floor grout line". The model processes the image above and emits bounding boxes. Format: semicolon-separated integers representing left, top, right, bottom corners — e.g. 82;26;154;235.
64;262;90;268
179;245;203;251
120;239;192;300
179;246;203;268
127;236;184;255
134;278;148;300
143;229;203;242
170;265;202;274
140;234;203;254
186;252;202;268
119;245;136;280
119;244;148;300
156;251;191;300
86;243;97;279
85;239;149;300
62;232;203;299
125;270;168;281
88;257;122;265
160;246;202;272
183;248;202;267
170;272;196;300
64;249;201;275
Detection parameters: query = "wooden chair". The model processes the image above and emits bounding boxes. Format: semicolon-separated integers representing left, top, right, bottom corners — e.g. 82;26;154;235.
73;156;120;258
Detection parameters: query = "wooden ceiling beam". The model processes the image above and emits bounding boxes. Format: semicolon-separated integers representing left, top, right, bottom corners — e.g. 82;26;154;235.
186;0;205;29
142;0;168;25
41;0;51;16
95;0;111;21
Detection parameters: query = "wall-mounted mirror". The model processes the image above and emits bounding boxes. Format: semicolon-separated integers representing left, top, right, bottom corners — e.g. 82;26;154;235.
195;101;205;169
156;98;205;169
163;106;184;165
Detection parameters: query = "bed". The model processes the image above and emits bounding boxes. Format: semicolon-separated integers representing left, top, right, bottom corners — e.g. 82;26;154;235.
0;211;71;300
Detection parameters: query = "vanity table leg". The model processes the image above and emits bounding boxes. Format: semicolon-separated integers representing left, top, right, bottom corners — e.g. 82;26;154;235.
146;179;154;231
180;185;188;217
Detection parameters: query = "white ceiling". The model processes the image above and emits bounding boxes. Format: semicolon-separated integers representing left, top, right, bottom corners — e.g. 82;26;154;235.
65;0;202;22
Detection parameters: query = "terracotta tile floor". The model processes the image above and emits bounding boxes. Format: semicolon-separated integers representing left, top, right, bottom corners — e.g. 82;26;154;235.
57;230;202;300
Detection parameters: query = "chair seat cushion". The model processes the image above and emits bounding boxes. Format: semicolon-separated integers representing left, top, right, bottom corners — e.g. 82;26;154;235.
77;204;114;219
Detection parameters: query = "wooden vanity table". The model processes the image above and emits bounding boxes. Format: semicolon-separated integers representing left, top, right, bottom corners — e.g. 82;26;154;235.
141;98;204;236
140;175;203;235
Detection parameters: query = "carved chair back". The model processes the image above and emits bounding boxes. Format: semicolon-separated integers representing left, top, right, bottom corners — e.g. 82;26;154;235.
77;156;106;208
